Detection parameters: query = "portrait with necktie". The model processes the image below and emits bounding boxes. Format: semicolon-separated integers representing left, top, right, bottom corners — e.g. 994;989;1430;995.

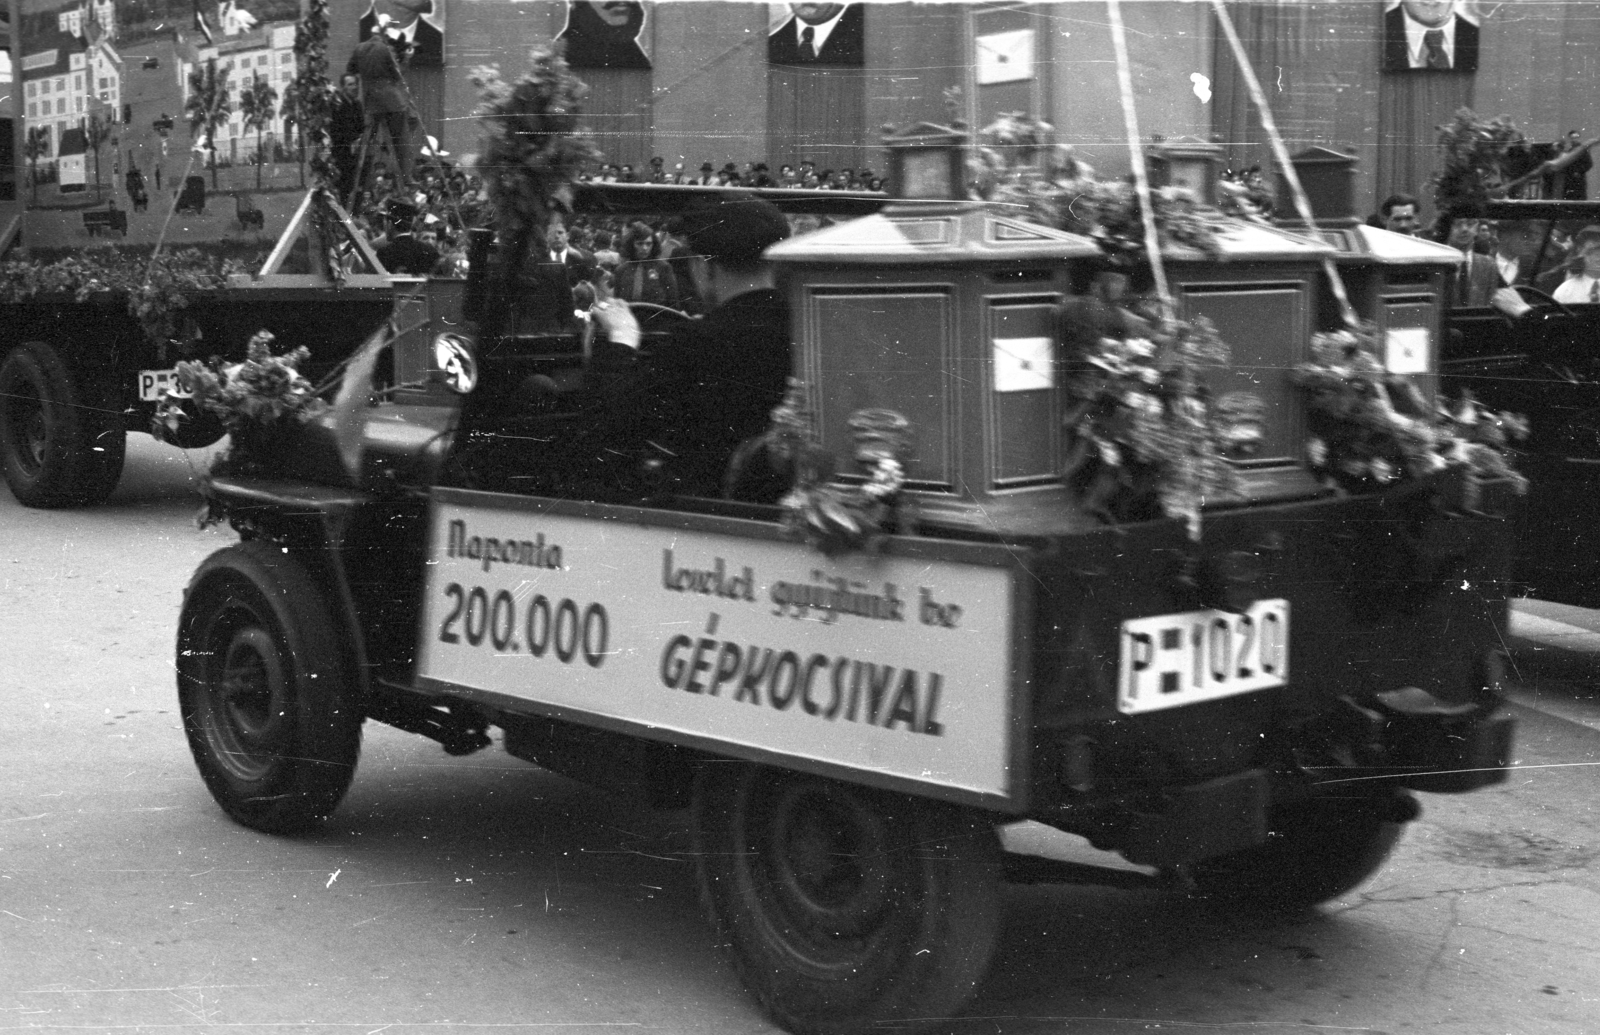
1383;0;1480;73
768;2;865;67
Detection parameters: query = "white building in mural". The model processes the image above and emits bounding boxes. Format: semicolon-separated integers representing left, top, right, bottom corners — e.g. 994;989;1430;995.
21;8;121;162
21;3;122;162
190;22;297;156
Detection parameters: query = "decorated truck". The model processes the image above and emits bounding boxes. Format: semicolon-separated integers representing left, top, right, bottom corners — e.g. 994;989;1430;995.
167;17;1526;1027
0;0;405;507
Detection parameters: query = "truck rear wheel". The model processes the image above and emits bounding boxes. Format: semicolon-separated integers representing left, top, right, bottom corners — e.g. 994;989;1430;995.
177;542;362;834
0;341;126;507
692;764;1001;1035
1187;790;1414;910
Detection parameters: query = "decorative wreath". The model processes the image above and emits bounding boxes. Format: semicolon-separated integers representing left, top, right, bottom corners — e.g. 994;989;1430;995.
1292;323;1528;498
737;379;910;554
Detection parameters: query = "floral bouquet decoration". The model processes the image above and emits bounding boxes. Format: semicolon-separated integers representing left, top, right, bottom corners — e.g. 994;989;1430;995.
1293;324;1528;507
732;379;910;555
153;330;328;475
1059;304;1244;535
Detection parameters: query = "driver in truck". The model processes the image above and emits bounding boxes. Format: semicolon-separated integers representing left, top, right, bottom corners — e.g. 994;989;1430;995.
631;194;795;499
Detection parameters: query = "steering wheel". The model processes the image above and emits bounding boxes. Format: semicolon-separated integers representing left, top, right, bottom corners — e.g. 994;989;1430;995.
1512;283;1576;319
626;301;697;330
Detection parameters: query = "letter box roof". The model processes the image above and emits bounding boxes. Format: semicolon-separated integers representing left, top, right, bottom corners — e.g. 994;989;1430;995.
765;203;1102;266
767;201;1336;266
1300;224;1466;267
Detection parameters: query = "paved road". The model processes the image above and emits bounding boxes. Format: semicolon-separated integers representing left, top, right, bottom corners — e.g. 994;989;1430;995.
2;435;1598;1034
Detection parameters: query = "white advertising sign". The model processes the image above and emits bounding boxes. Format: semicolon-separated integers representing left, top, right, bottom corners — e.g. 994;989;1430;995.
417;492;1021;804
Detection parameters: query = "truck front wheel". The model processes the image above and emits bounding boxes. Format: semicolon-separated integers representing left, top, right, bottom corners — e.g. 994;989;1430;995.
177;542;363;834
0;341;126;507
1187;790;1415;910
692;764;1001;1035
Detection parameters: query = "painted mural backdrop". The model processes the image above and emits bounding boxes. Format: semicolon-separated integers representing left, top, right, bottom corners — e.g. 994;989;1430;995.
16;0;313;247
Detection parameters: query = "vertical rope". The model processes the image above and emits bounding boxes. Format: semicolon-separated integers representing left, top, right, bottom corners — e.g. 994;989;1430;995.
1209;0;1357;328
1105;0;1174;324
143;149;201;282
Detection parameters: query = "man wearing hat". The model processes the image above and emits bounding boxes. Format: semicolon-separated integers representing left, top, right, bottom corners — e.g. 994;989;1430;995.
633;194;794;496
347;19;415;183
376;201;438;275
686;162;716;186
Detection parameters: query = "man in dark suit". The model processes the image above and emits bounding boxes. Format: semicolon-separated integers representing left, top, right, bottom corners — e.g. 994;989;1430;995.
1383;0;1479;73
347;26;414;182
376;202;438;275
329;73;366;202
526;217;595;329
768;2;865;66
1555;131;1593;201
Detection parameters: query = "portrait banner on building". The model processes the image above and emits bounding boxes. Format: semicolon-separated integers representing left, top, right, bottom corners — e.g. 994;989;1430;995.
556;1;650;70
358;0;445;68
768;2;864;67
1382;0;1480;73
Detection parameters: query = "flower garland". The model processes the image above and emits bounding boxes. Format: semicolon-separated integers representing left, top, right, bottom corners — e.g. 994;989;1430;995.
1059;303;1244;534
970;112;1225;267
1432;108;1524;224
1293;325;1528;496
0;247;259;353
153;330;328;474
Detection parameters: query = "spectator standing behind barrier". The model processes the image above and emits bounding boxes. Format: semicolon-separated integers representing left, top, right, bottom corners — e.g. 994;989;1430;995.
1380;193;1419;235
614;222;682;309
347;24;414;183
526;216;595;330
1556;131;1593;201
375;202;438;275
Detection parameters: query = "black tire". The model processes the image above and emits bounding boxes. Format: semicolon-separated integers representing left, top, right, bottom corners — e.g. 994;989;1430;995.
0;341;126;507
1187;791;1413;910
692;764;1001;1035
176;541;363;834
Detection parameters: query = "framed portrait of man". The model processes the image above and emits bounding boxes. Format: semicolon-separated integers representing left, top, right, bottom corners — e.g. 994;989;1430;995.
557;1;652;70
357;0;445;68
1382;0;1480;72
768;2;865;67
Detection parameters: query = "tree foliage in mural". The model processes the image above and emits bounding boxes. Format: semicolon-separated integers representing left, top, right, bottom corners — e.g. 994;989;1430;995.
186;58;233;188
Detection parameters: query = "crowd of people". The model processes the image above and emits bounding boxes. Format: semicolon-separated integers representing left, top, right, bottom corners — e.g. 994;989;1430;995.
1370;185;1600;312
581;155;889;193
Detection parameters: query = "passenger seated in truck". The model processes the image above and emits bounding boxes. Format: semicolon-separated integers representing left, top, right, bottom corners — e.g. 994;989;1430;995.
626;193;794;499
1550;228;1600;303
